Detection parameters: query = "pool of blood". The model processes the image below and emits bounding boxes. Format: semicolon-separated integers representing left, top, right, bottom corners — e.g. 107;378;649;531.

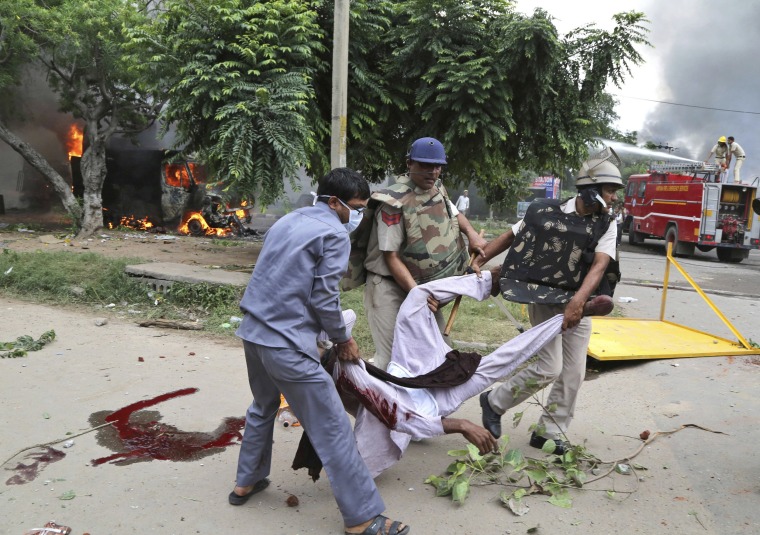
90;388;244;466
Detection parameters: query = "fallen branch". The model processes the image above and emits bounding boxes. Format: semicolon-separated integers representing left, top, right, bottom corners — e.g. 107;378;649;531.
138;319;203;330
1;422;114;467
586;424;727;484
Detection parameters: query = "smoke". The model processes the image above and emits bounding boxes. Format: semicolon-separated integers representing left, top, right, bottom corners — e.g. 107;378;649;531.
0;68;75;211
633;1;760;181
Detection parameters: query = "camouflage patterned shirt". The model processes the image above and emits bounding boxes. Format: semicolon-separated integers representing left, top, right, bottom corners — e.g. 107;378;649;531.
499;198;614;304
364;174;468;284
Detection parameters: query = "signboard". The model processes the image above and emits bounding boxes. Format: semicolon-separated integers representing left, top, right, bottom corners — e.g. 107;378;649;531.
531;176;560;199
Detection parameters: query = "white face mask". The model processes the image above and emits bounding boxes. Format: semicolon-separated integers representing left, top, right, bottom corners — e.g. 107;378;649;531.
337;198;364;233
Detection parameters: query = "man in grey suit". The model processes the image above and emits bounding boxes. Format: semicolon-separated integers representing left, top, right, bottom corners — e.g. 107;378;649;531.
230;167;410;535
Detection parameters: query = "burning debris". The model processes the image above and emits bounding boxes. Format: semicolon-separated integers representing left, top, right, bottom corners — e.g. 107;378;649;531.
69;143;258;238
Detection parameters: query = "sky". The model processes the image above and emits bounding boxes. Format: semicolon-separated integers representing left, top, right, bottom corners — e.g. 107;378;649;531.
516;0;760;179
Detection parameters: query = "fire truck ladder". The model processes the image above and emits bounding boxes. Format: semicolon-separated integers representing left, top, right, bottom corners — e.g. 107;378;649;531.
587;242;757;361
650;162;720;173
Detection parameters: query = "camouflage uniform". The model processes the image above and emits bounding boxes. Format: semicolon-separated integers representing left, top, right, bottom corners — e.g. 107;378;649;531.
487;197;616;440
364;174;468;370
498;199;613;304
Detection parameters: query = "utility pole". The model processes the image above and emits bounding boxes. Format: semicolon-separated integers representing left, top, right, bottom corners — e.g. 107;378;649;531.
331;0;349;169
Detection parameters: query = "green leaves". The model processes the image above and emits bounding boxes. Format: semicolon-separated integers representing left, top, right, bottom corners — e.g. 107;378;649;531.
1;330;56;358
428;429;613;513
119;0;648;206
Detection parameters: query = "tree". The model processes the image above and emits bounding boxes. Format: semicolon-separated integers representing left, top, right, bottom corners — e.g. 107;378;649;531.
127;0;649;211
0;0;162;237
125;0;324;208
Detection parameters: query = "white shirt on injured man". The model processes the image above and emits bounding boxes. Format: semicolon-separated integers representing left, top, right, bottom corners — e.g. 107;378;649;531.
322;270;563;477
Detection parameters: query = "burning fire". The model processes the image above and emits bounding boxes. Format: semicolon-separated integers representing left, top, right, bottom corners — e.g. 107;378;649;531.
107;215;155;231
164;164;191;188
66;124;83;160
178;212;231;236
164;162;207;188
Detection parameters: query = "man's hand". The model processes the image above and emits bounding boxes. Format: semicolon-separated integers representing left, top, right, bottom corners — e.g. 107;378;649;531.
467;231;488;259
427;296;441;313
334;337;361;362
562;298;585;331
442;417;498;455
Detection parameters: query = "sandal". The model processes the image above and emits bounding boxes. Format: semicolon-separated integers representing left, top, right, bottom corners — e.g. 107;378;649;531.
228;478;270;505
345;514;410;535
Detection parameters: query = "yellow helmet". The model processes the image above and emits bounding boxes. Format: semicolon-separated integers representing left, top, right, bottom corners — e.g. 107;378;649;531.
718;136;727;143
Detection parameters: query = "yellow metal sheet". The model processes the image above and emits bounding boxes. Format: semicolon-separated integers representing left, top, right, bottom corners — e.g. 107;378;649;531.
588;317;758;361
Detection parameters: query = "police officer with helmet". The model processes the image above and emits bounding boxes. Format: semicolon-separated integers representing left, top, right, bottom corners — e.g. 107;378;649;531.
362;137;487;371
474;147;623;454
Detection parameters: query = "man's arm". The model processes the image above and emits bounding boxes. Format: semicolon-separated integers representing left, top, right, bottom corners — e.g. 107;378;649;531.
471;228;516;275
441;417;498;454
311;232;354;351
456;213;487;257
383;251;418;293
562;252;610;331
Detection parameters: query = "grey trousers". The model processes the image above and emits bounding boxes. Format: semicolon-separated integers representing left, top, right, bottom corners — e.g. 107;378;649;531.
235;340;385;526
488;303;591;439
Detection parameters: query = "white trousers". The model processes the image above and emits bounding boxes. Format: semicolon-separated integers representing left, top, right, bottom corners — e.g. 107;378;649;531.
488;303;591;439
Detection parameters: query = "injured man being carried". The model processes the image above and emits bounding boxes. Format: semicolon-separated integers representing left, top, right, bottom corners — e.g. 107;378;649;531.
322;270;565;478
300;270;610;478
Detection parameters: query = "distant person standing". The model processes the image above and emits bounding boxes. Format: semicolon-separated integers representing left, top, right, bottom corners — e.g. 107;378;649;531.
726;136;746;183
455;189;470;216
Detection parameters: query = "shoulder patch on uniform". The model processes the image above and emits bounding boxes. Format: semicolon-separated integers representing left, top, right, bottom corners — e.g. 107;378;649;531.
381;211;402;226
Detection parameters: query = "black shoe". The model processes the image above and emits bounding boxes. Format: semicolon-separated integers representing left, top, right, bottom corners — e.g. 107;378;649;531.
228;478;270;505
479;391;502;438
529;432;569;455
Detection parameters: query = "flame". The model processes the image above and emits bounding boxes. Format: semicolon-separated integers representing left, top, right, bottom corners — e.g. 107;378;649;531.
178;212;230;236
107;215;155;231
188;162;206;183
235;209;246;218
164;162;207;188
164;164;191;188
66;124;83;160
120;215;155;230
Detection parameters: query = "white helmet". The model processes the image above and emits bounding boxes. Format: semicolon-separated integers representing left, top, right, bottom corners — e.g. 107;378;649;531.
575;147;624;189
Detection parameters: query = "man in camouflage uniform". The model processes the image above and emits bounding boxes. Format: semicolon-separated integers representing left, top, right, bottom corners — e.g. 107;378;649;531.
363;137;487;370
474;147;623;454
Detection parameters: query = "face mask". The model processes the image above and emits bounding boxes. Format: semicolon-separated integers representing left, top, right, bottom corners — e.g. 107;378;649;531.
337;198;364;232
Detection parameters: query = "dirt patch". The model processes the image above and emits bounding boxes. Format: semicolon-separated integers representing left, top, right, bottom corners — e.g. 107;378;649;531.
0;218;265;269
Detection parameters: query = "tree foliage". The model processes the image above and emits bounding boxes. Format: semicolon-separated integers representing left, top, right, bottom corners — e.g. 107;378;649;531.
126;0;650;208
1;0;650;227
126;0;324;207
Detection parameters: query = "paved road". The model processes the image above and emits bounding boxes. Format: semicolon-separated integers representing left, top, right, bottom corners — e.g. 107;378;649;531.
619;235;760;299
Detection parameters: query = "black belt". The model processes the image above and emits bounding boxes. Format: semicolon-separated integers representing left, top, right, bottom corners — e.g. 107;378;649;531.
369;271;395;282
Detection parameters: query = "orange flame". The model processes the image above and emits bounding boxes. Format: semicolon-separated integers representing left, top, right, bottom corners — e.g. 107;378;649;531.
178;212;230;236
164;164;191;188
106;215;155;231
66;124;83;160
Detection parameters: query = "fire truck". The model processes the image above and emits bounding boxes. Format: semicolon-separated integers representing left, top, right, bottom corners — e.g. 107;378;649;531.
624;162;760;263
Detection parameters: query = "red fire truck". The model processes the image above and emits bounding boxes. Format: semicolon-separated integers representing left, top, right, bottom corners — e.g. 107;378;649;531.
624;162;760;263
